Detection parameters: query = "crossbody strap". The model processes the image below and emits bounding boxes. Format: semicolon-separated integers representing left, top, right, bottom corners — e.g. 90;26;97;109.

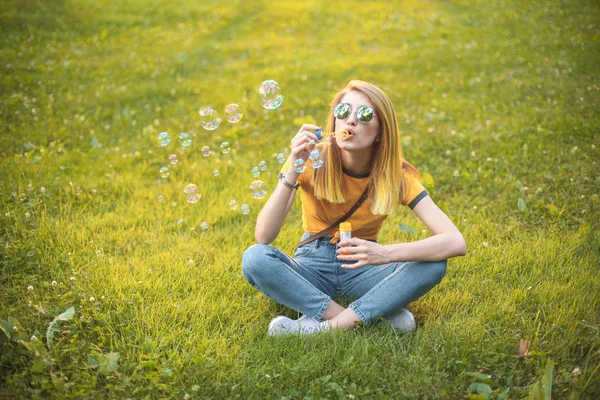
295;187;369;250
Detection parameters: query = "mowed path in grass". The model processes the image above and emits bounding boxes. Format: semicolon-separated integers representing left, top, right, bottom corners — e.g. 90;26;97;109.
0;0;598;398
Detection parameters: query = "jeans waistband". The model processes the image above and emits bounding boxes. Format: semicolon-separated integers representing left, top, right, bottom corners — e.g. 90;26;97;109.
299;233;377;247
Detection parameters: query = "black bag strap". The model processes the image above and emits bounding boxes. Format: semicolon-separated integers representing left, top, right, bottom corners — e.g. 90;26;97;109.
295;187;369;250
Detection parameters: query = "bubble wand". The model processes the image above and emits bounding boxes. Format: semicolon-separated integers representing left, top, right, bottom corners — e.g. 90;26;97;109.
294;128;351;172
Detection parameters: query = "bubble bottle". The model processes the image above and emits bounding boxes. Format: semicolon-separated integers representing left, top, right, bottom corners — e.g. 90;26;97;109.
339;222;352;241
338;222;356;265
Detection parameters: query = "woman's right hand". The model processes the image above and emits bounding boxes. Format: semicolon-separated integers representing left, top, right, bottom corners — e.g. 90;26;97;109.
290;124;321;161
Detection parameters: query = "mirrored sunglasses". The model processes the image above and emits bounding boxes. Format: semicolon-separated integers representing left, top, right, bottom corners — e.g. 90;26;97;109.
333;103;377;123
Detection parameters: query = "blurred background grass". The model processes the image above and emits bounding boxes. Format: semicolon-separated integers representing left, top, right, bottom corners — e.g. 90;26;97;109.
0;0;599;398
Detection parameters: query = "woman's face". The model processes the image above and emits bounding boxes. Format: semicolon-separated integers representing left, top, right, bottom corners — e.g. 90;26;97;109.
333;90;381;153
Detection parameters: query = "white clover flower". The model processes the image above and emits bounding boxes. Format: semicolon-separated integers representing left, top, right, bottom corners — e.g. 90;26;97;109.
51;280;57;286
89;297;95;302
31;335;38;341
27;285;34;291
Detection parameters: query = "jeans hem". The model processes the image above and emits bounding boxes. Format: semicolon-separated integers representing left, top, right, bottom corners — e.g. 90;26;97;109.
349;303;369;323
314;297;331;321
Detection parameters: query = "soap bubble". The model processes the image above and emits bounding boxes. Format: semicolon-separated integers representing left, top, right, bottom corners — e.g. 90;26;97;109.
213;169;219;177
184;184;201;203
225;104;243;123
199;106;222;131
202;146;211;157
259;80;284;109
160;166;170;178
179;132;192;147
158;195;164;202
294;159;306;173
158;132;171;147
259;160;267;170
169;154;178;165
309;150;320;161
229;200;238;210
251;166;260;177
313;159;324;169
200;221;209;231
250;180;267;199
178;219;185;224
241;204;251;215
220;142;231;154
276;153;286;164
184;185;200;203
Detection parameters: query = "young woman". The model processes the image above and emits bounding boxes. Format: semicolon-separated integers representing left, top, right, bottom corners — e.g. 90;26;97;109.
242;80;466;336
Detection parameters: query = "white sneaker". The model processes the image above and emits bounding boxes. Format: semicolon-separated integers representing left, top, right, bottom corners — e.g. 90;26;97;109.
385;308;417;332
267;315;326;336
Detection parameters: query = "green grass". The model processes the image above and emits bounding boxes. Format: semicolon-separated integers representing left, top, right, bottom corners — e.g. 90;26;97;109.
1;0;599;398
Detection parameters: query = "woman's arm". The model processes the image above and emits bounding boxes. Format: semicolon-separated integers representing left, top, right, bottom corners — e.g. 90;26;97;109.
254;124;320;244
337;196;467;267
383;196;467;261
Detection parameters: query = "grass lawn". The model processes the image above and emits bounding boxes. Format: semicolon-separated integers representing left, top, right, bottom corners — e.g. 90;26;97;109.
1;0;599;398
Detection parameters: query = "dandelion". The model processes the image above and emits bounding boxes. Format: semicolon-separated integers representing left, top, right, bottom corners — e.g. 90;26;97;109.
51;280;57;286
453;170;460;177
27;285;34;291
572;367;581;376
70;276;76;281
482;242;488;248
90;297;95;302
40;187;46;193
25;213;31;218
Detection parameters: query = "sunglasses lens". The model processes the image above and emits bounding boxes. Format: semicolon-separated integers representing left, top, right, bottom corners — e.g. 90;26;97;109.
333;103;351;119
357;106;374;123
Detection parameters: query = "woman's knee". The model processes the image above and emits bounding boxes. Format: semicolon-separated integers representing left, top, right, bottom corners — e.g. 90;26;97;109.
241;243;273;283
430;259;447;284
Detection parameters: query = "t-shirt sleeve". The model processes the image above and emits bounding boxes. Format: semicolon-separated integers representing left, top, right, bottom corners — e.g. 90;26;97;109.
402;172;429;209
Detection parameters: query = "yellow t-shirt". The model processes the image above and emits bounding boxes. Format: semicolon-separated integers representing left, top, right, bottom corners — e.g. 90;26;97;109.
280;159;428;242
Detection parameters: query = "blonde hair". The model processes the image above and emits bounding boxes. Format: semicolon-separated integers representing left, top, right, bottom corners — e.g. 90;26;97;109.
311;80;420;215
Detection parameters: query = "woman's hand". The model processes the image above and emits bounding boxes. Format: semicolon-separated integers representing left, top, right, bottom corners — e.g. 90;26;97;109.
290;124;320;161
336;238;390;269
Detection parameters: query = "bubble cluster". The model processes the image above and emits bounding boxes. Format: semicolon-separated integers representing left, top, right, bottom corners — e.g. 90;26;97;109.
160;166;170;178
169;154;178;165
259;160;267;171
251;166;260;177
259;80;284;110
158;195;164;202
200;221;209;231
220;142;231;154
229;200;238;210
184;184;201;203
241;204;251;215
178;132;192;147
202;146;211;157
313;159;324;169
250;180;267;199
225;104;243;123
294;159;306;173
199;106;222;131
309;150;320;161
213;169;219;177
158;132;171;147
276;153;286;164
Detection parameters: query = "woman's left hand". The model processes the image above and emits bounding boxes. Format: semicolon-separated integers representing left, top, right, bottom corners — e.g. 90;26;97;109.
336;238;390;269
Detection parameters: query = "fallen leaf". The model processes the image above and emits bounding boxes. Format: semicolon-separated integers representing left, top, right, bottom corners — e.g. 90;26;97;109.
517;339;531;357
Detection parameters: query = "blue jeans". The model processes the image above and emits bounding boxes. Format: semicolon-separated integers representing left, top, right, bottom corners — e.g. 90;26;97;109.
242;234;447;323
